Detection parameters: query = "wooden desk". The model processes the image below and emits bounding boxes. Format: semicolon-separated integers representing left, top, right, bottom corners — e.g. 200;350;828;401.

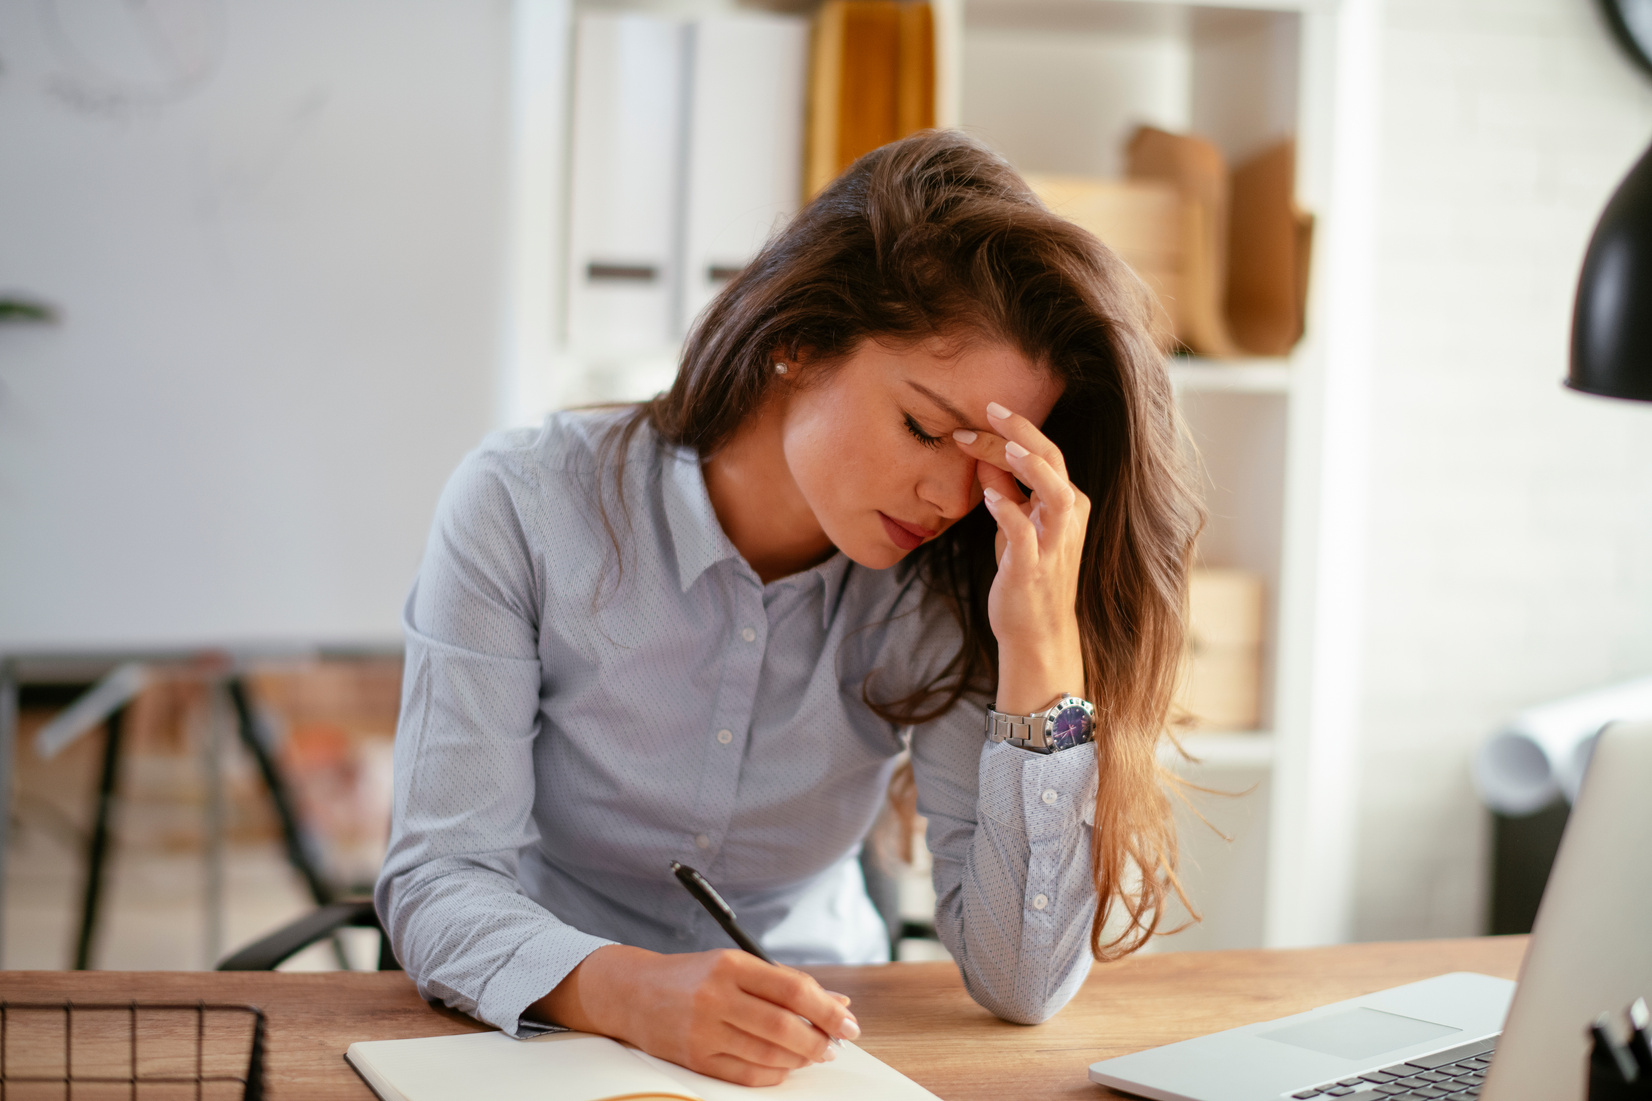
0;937;1526;1100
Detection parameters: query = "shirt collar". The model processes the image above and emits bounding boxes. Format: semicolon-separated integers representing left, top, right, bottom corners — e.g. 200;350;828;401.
658;439;853;626
661;441;740;593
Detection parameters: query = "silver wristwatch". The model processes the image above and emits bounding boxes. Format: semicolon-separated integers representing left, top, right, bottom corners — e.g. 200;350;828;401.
985;693;1097;754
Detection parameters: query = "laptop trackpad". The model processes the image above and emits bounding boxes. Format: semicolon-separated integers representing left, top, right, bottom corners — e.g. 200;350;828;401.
1259;1008;1461;1061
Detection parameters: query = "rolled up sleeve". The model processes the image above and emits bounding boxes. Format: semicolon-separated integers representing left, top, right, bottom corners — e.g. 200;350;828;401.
888;579;1099;1025
911;707;1098;1025
374;445;616;1037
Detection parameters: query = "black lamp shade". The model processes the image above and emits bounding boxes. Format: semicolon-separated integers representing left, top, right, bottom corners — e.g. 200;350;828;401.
1570;138;1652;401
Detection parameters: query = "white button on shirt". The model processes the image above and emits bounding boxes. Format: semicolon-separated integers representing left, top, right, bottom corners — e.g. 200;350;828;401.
1032;894;1050;911
1042;789;1059;805
376;411;1102;1038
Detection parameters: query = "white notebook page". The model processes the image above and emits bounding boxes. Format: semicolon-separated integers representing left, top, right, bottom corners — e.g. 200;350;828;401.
632;1041;943;1101
346;1028;943;1101
347;1032;697;1101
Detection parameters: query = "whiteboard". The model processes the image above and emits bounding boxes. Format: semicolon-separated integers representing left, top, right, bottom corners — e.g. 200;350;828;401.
0;0;508;652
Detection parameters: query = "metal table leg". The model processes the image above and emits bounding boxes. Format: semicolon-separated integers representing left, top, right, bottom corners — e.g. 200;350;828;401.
225;677;350;968
74;703;126;970
224;678;332;908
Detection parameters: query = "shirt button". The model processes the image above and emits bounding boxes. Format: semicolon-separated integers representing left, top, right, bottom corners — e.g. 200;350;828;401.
716;729;733;744
695;834;711;850
741;627;756;642
1041;789;1058;805
1032;893;1049;911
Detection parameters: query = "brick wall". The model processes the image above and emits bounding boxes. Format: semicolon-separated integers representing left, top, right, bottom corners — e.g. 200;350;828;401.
1355;0;1652;938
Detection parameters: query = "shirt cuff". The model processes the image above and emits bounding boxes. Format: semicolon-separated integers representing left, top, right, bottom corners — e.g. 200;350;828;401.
476;925;619;1039
978;739;1097;840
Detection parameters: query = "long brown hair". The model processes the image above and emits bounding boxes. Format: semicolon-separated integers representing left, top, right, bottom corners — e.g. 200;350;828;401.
603;130;1203;961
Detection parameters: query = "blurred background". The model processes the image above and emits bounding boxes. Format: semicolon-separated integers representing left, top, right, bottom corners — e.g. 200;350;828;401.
2;0;1652;974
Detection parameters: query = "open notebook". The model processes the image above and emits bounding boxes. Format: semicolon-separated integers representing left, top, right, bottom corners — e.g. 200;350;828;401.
346;1029;943;1101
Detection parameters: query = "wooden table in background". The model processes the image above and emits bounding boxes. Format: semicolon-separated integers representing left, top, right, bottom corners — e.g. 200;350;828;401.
0;937;1527;1100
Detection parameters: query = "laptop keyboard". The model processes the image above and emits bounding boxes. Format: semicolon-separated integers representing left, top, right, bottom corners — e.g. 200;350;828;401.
1285;1035;1499;1101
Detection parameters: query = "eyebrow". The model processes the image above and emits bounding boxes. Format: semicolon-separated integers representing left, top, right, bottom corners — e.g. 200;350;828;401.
904;380;979;430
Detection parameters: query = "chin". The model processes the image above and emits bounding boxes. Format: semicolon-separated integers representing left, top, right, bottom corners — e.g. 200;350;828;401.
839;531;910;570
843;544;906;570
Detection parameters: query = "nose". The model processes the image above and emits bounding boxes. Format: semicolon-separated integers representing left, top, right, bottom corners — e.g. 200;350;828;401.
918;451;979;522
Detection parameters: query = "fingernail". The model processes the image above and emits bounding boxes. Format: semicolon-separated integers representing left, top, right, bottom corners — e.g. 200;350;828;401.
1004;440;1029;459
986;401;1012;421
982;487;1003;503
840;1016;861;1041
822;1045;838;1061
952;428;977;444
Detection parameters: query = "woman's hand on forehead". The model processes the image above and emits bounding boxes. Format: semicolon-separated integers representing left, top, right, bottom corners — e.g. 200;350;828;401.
949;406;1071;523
950;400;1090;713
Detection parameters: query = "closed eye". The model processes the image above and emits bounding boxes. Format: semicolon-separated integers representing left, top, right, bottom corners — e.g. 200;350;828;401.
903;413;943;450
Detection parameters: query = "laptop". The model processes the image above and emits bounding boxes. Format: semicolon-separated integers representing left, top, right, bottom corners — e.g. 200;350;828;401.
1088;720;1652;1101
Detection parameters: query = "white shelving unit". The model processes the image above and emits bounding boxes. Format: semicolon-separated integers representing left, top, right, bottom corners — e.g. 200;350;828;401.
502;0;1378;952
932;0;1376;951
939;0;1378;952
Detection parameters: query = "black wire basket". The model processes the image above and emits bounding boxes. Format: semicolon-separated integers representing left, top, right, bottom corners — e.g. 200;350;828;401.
0;1000;265;1100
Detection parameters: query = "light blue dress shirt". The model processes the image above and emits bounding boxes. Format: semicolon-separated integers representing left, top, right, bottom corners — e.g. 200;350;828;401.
375;410;1101;1037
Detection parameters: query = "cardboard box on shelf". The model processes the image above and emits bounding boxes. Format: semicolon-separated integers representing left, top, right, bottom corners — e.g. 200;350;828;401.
1176;568;1265;732
1126;126;1242;358
1179;647;1262;733
1031;128;1314;361
1188;567;1265;649
1024;175;1182;350
1226;139;1314;357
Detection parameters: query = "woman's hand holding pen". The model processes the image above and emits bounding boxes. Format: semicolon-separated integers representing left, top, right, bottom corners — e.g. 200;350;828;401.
532;945;858;1087
950;401;1090;714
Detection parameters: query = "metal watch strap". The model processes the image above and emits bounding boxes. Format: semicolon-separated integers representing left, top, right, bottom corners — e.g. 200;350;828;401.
986;694;1068;754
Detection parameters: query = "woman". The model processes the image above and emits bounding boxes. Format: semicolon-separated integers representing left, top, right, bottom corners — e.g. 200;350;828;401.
376;130;1202;1086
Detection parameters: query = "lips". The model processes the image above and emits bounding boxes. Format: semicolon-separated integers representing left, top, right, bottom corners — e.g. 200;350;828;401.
878;512;935;552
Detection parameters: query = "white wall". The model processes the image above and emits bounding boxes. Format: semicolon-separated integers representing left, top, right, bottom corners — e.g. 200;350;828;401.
960;22;1190;178
1355;0;1652;939
0;1;506;652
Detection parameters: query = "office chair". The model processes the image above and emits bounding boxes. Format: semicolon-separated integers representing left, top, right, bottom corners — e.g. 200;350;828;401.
217;899;399;971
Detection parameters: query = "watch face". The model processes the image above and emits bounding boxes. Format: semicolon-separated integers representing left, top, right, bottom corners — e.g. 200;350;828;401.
1047;702;1094;751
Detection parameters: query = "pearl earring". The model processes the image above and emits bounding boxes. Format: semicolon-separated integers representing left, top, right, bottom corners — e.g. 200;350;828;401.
774;362;788;375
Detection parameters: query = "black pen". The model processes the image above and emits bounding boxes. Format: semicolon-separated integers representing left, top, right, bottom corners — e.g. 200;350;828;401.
670;861;845;1048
